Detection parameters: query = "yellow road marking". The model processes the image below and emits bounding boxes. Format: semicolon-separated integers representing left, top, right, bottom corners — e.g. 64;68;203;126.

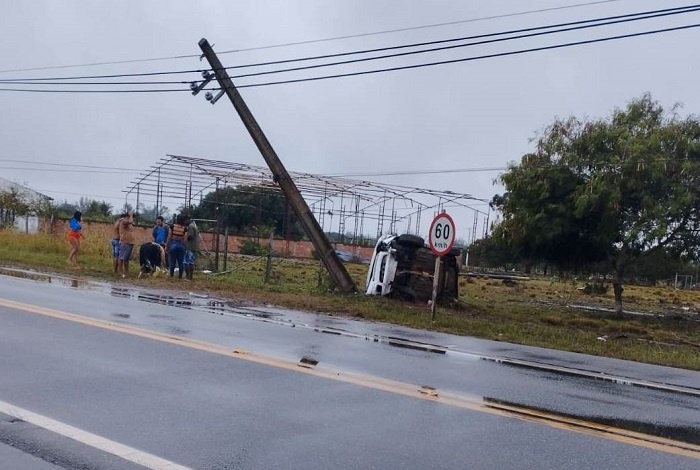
1;297;698;460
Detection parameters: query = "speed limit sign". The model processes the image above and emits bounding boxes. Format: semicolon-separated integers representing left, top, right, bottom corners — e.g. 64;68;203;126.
428;212;456;257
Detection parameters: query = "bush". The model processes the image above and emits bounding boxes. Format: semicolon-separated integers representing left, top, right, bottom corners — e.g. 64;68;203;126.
239;239;267;256
581;282;609;295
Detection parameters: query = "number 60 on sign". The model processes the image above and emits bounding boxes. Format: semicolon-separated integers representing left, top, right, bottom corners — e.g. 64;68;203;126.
428;212;456;257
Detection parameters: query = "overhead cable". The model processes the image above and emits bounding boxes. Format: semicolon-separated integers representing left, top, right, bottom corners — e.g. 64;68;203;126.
1;21;698;93
0;0;626;74
1;4;697;85
236;22;700;89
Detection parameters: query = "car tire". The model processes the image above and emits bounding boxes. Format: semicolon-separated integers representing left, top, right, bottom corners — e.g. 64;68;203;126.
394;234;425;248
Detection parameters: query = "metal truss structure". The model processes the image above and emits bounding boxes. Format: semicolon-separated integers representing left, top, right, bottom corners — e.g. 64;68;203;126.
124;154;490;244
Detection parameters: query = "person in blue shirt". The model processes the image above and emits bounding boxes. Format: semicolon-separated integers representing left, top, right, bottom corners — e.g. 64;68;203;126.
152;216;169;268
66;211;82;268
152;216;169;245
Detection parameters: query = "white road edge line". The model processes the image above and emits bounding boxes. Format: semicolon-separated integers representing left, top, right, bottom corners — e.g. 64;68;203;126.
0;399;191;470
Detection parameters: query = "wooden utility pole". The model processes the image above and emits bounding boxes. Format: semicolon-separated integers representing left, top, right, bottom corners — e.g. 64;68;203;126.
198;38;356;294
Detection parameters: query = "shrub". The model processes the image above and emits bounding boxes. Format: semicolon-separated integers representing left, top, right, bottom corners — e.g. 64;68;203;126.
239;239;267;256
581;282;609;295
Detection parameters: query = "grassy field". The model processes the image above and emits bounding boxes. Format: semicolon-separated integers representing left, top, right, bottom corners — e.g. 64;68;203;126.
1;229;699;370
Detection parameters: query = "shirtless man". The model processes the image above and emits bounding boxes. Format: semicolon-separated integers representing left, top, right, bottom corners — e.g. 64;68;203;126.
117;211;135;278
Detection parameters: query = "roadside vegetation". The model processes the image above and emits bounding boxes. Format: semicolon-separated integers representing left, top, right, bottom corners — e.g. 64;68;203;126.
1;229;698;371
2;94;700;370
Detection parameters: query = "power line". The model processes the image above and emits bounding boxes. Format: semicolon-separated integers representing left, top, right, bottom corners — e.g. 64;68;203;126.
0;0;627;74
229;6;700;81
216;0;629;54
325;155;700;178
0;166;135;174
0;69;204;83
223;4;700;73
9;159;687;179
2;20;698;94
0;159;141;171
0;87;192;93
236;22;700;89
325;167;506;177
0;80;193;86
39;189;128;200
2;4;696;85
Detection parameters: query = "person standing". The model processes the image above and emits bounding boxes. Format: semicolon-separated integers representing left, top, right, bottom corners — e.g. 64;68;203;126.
66;211;83;269
166;215;187;279
152;216;169;246
152;215;169;268
112;213;125;273
117;211;135;278
184;216;200;281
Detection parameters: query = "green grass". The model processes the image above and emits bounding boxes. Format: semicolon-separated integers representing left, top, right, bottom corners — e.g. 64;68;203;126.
1;230;699;370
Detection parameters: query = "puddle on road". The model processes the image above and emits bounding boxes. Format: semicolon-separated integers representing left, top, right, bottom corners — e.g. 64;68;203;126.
136;292;193;307
484;397;700;445
385;336;447;354
0;267;97;290
590;416;700;445
2;266;698;411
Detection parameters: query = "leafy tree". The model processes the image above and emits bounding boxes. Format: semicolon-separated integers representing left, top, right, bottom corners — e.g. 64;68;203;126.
54;200;78;218
82;200;113;219
466;236;518;270
136;203;169;225
190;185;304;239
119;202;134;216
628;248;687;284
0;189;30;228
55;198;114;220
494;94;700;316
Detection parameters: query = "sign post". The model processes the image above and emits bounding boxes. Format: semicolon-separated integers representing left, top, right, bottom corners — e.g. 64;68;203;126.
428;212;456;320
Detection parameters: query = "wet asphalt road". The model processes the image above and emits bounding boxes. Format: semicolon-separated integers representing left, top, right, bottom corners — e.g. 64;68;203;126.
0;270;698;469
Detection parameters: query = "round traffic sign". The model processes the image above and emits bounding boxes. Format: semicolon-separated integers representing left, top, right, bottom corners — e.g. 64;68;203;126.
428;212;456;256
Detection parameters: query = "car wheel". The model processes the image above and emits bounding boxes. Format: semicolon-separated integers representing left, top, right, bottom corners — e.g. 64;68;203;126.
394;234;425;248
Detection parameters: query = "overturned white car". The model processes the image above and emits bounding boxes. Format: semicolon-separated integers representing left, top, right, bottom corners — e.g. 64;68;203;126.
365;234;460;303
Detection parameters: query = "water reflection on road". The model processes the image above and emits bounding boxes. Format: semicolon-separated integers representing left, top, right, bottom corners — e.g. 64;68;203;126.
1;266;699;447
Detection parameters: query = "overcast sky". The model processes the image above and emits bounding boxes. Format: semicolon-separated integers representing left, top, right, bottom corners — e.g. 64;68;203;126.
1;0;699;241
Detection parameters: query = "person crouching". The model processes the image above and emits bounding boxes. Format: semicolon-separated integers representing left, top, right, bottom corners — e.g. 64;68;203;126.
138;242;166;278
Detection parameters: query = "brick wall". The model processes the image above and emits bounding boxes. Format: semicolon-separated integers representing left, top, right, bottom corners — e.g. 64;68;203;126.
45;218;374;260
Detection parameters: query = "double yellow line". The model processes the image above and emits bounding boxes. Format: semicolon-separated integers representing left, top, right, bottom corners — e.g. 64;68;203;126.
1;296;698;460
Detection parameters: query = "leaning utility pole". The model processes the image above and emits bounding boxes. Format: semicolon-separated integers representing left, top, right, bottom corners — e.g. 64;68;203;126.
197;38;357;294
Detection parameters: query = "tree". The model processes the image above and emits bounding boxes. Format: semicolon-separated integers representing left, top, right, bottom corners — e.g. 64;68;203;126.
466;236;518;270
0;189;30;228
82;200;113;219
628;248;688;284
190;185;304;239
136;203;169;224
119;202;134;216
494;94;700;316
54;200;78;218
